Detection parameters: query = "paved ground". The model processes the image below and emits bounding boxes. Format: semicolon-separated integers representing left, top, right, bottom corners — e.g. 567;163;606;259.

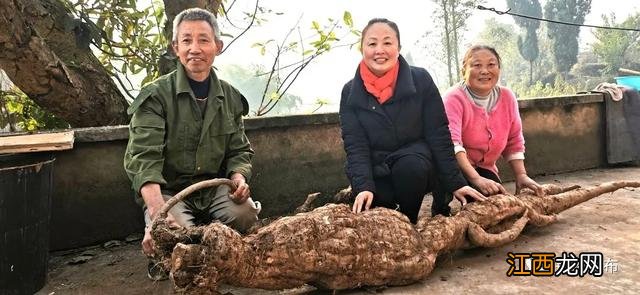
37;166;640;295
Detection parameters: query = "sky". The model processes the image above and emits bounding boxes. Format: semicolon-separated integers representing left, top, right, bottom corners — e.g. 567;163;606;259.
215;0;640;114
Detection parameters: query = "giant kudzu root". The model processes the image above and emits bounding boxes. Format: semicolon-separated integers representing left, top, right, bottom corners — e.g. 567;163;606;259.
151;180;640;294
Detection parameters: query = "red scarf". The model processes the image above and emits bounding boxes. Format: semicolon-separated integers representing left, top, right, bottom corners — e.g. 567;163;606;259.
359;59;399;104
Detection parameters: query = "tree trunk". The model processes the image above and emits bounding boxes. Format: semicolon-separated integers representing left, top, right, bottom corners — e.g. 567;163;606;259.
441;0;453;86
450;0;460;79
529;60;533;85
0;0;129;127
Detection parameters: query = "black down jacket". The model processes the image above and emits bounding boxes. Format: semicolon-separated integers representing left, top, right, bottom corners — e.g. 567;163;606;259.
339;55;467;195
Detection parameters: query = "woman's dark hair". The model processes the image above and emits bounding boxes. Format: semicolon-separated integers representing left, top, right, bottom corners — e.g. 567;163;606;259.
360;18;401;49
460;45;501;78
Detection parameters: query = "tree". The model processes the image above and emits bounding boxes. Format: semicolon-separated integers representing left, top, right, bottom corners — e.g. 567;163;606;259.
65;0;169;102
472;19;574;98
1;86;68;131
473;18;526;87
414;30;449;89
543;0;592;79
591;13;640;75
507;0;542;85
431;0;481;86
67;0;273;99
0;0;227;127
0;0;130;127
70;0;326;117
249;11;358;116
0;0;353;128
217;64;302;116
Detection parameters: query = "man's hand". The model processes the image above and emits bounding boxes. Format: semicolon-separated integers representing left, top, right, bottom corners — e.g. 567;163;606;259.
468;176;507;196
142;226;155;256
148;206;179;227
230;173;250;204
515;173;544;196
142;210;178;257
140;182;180;256
352;190;374;214
452;185;487;206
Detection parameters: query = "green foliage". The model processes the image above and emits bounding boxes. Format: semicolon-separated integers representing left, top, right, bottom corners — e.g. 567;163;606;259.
543;0;592;76
510;76;587;98
507;0;542;84
343;11;353;28
0;87;69;132
63;0;348;116
507;0;542;28
66;0;167;100
517;29;539;64
217;64;302;116
531;25;557;81
431;0;483;86
473;18;528;86
592;13;640;75
250;12;359;116
308;98;331;114
474;19;595;98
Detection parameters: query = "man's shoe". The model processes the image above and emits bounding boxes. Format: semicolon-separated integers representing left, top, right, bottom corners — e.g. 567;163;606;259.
147;260;169;281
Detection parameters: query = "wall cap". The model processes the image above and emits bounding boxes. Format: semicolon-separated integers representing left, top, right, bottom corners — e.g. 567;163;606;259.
72;93;605;143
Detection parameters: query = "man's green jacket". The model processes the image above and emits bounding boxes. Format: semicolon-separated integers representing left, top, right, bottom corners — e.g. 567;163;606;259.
124;63;253;205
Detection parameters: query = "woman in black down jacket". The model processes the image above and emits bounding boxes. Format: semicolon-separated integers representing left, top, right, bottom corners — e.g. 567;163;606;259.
339;18;485;223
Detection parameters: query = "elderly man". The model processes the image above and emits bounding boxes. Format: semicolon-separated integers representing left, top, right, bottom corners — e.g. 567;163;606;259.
124;7;260;280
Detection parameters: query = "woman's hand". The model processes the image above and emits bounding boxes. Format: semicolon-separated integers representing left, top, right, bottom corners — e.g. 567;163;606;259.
452;185;487;206
352;190;374;213
469;176;507;196
515;173;544;196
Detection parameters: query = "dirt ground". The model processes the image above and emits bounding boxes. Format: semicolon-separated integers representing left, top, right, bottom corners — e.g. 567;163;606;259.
37;166;640;295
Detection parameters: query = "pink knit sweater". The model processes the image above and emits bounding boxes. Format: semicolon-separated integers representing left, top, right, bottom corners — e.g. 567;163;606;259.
443;86;525;175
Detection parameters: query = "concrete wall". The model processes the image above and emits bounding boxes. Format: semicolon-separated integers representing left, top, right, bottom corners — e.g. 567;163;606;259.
49;93;606;250
245;114;348;218
51;139;142;249
497;94;606;180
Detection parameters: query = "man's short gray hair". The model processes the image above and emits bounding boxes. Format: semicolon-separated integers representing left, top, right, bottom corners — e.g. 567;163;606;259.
172;8;221;43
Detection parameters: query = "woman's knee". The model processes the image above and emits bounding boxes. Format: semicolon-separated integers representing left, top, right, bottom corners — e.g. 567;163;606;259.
391;155;430;182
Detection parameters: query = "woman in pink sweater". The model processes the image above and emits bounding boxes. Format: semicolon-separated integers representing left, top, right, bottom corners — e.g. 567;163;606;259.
442;45;543;202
